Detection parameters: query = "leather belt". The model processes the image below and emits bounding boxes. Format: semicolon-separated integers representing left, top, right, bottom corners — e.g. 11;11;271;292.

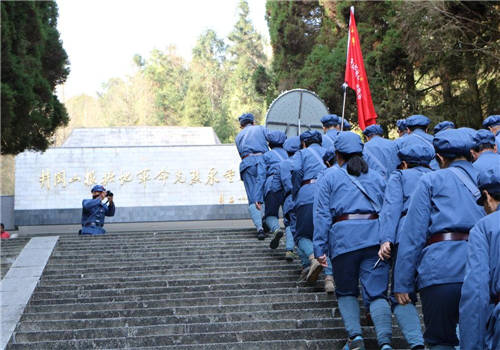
425;232;469;247
301;179;317;186
241;152;263;159
335;213;378;223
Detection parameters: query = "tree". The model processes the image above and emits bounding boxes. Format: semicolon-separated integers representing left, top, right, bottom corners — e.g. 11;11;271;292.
142;47;189;125
265;0;499;132
1;1;70;154
225;0;268;127
183;30;234;142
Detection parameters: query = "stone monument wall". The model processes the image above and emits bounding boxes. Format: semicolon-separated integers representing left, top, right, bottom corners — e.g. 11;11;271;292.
15;145;248;225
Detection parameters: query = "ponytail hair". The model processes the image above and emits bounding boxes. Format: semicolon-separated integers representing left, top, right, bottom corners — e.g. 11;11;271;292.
338;152;368;177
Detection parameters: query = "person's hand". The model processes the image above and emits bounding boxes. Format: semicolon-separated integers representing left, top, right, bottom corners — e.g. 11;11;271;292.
317;254;328;267
255;202;262;211
395;293;411;305
378;241;392;261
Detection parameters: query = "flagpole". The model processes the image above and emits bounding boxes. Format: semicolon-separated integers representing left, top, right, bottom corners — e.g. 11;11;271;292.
341;6;354;132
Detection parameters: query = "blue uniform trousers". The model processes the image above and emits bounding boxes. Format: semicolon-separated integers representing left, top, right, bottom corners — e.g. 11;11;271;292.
420;283;462;348
332;246;390;302
264;190;284;217
295;203;314;241
296;204;332;275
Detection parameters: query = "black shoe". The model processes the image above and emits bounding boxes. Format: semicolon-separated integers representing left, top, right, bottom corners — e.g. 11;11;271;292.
269;229;283;249
257;229;266;240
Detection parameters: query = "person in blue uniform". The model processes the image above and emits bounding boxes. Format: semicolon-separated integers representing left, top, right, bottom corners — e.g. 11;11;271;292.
263;130;288;249
395;114;438;170
459;167;500;350
283;130;326;284
343;119;352;131
235;113;272;240
394;128;485;350
314;132;392;350
314;150;337;293
362;124;400;180
378;142;434;350
320;114;341;152
483;115;500;153
81;185;115;235
433;121;455;135
471;129;500;173
280;136;302;263
396;119;407;138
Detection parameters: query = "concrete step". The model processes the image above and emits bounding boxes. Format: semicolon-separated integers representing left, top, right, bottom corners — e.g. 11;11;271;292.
24;294;335;314
39;264;299;280
20;300;335;321
37;268;303;286
8;327;409;349
42;259;296;275
16;308;335;332
29;286;323;304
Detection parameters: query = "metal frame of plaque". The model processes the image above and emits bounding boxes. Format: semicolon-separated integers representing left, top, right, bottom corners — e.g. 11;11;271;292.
265;89;329;138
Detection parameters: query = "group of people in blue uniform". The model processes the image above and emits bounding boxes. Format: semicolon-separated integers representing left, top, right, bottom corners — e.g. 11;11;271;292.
235;112;500;350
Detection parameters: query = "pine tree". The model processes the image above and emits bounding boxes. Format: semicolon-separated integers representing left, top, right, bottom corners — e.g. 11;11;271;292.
1;1;70;154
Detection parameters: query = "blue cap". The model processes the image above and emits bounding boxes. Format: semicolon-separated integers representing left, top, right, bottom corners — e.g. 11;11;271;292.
477;167;500;205
396;119;407;131
433;128;474;158
323;150;336;164
398;142;435;165
300;130;322;144
267;130;286;146
483;115;500;128
320;114;340;127
458;127;477;140
406;114;430;127
433;121;455;134
283;136;301;154
362;124;383;137
238;113;254;124
334;131;364;154
342;119;352;131
473;129;496;148
91;185;105;192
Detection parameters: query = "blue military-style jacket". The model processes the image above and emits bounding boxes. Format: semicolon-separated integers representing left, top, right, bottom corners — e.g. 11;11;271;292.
394;161;485;293
363;136;400;179
263;147;288;197
379;167;432;244
459;207;500;350
235;125;271;203
313;164;386;259
81;199;115;234
473;151;500;174
321;130;339;152
283;143;326;208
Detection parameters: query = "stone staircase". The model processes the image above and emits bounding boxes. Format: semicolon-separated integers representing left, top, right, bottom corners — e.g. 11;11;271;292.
6;229;414;349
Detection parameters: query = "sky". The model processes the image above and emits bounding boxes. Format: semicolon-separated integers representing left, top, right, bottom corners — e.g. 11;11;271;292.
56;0;269;100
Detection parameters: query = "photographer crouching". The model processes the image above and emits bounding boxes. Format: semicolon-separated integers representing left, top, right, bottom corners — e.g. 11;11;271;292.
79;185;115;235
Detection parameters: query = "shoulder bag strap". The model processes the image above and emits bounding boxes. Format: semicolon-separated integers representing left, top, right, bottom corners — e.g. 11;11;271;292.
340;168;381;212
448;167;481;200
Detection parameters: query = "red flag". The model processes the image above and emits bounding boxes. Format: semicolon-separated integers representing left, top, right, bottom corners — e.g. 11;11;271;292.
344;7;377;130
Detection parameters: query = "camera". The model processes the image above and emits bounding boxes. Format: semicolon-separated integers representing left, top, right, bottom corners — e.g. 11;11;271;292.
106;190;114;197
